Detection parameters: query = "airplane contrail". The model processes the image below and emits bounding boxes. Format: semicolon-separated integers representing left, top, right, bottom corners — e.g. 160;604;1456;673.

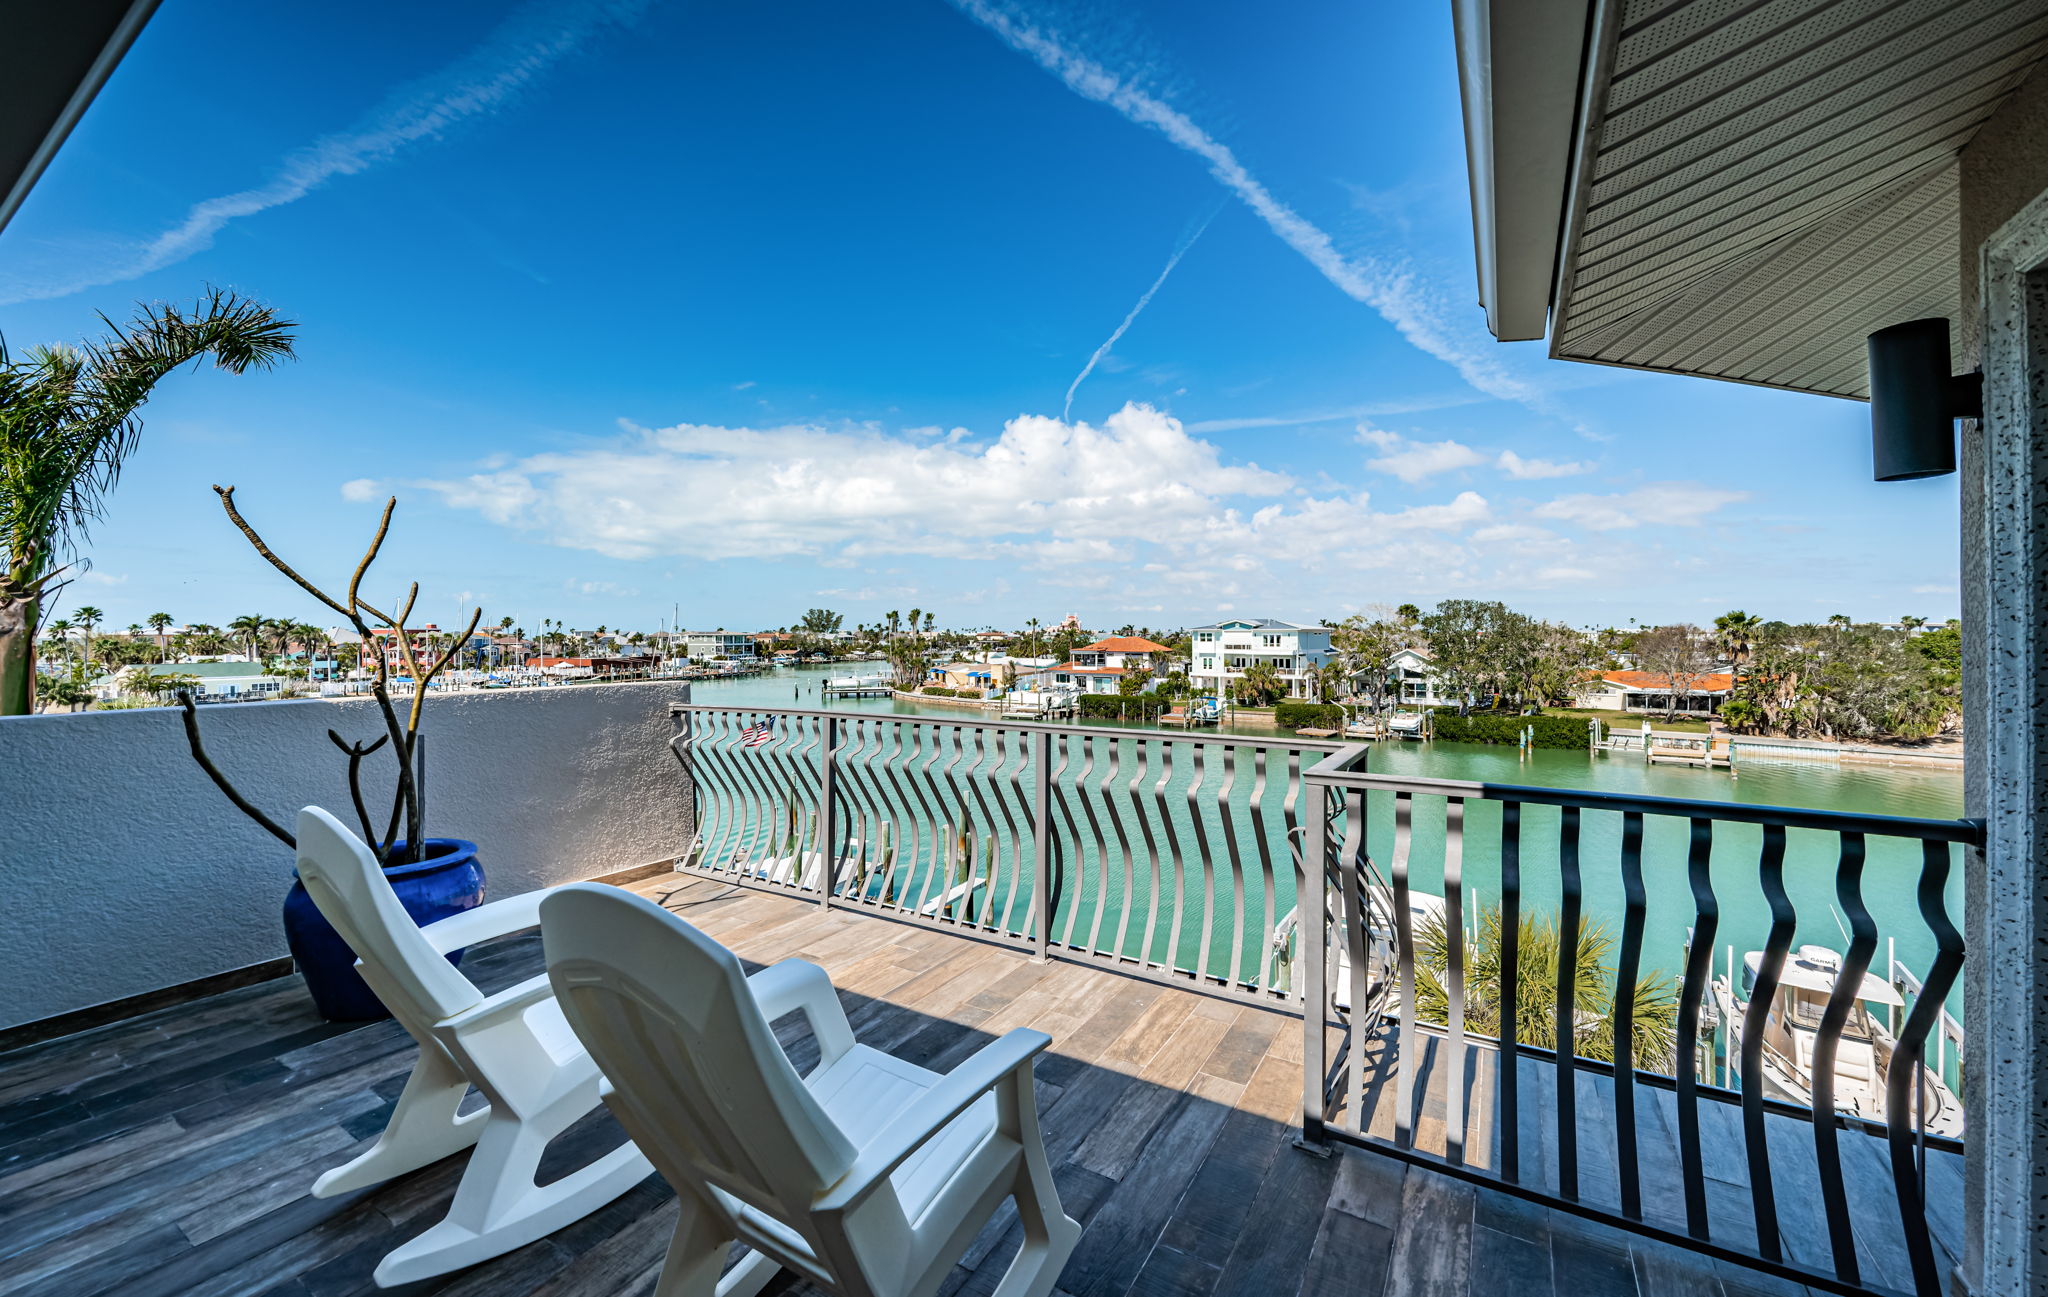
1063;208;1217;422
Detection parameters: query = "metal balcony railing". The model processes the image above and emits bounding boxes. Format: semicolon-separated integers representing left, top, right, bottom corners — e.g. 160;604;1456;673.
668;704;1333;996
664;707;1976;1297
1297;743;1978;1297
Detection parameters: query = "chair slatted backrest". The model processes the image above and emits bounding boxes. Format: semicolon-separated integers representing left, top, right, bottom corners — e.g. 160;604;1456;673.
540;885;859;1234
294;807;484;1029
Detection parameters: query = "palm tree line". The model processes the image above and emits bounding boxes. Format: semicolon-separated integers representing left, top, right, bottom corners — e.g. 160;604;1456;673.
0;289;297;715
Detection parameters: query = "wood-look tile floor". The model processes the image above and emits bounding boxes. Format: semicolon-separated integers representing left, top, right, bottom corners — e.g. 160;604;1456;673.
0;878;1828;1297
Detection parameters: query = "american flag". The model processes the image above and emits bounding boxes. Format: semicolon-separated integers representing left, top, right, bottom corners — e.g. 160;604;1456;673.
739;717;777;748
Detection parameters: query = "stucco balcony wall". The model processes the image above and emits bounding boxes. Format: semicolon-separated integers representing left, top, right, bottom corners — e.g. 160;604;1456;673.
0;681;694;1033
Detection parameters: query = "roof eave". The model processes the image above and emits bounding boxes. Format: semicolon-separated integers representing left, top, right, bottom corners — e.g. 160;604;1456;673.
1452;0;1595;343
0;0;160;237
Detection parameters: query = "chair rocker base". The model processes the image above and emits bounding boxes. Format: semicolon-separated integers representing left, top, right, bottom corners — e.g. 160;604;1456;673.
372;1139;651;1286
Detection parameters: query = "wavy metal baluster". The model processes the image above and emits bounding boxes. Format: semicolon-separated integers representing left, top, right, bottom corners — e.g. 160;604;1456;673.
1389;793;1416;1148
1341;786;1374;1135
960;727;1002;930
1443;797;1467;1165
1219;746;1249;991
1498;800;1521;1182
1056;737;1105;950
1740;823;1793;1261
1102;738;1137;961
1556;805;1582;1201
1248;748;1277;994
841;719;895;903
1079;736;1116;956
905;724;951;915
1810;832;1873;1285
1675;816;1717;1238
1045;733;1084;949
1614;810;1646;1219
873;721;922;910
1888;838;1963;1297
725;713;781;878
1131;740;1164;969
1151;743;1180;971
987;727;1030;936
676;713;727;870
1170;743;1208;979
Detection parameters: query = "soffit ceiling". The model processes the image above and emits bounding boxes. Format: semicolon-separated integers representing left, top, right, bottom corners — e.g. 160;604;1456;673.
1552;0;2048;397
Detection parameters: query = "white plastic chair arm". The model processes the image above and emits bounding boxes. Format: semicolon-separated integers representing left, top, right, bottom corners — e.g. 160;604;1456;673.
813;1028;1049;1214
746;959;856;1062
420;885;575;954
438;971;553;1034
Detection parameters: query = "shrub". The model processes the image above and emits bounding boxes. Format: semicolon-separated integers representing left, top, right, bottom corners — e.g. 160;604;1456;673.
921;685;957;697
1078;691;1167;719
1274;702;1345;729
1428;709;1592;749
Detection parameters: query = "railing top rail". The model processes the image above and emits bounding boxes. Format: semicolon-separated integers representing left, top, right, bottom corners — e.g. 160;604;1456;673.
1304;754;1982;844
670;702;1345;754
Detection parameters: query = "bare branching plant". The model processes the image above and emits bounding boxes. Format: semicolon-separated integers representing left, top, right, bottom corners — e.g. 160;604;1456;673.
180;487;483;864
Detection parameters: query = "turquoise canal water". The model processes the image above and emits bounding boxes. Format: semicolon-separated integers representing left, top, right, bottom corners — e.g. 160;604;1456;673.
683;666;1967;1027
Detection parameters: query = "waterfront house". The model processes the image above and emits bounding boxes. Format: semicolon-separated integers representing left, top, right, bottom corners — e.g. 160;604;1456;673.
1188;618;1332;699
1047;634;1172;695
1573;669;1735;716
93;659;287;703
683;630;757;661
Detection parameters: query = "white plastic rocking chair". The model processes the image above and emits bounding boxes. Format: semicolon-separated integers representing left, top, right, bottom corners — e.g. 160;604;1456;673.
292;807;652;1286
539;882;1082;1297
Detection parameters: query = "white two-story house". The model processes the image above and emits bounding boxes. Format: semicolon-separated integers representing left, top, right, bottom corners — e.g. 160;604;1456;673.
1188;619;1332;701
1047;636;1172;695
684;631;758;661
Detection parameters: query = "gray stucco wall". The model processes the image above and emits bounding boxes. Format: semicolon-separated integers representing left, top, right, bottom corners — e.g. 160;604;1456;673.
1959;62;2048;365
0;682;694;1032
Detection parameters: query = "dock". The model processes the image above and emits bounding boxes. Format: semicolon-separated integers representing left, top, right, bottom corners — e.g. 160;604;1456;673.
821;676;894;698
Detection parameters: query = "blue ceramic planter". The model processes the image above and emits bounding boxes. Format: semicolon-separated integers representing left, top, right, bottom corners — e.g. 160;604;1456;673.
283;838;487;1021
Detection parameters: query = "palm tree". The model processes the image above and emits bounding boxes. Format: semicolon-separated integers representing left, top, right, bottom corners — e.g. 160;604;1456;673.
228;614;267;664
1412;905;1679;1069
44;618;73;667
71;605;102;669
0;289;296;713
1234;660;1285;706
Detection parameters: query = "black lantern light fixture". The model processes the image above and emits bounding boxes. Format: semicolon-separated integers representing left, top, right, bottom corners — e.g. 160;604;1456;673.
1866;317;1982;481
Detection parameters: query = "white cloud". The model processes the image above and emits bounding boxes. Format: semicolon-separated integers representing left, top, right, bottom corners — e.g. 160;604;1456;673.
1497;450;1593;480
1911;584;1958;595
425;403;1291;562
340;478;380;502
81;570;128;586
944;0;1540;406
0;0;649;304
1534;483;1748;531
1536;566;1598;583
1357;425;1485;484
733;380;757;391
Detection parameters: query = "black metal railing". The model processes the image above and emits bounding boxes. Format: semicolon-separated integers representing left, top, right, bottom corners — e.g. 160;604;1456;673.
668;704;1333;999
1298;744;1977;1297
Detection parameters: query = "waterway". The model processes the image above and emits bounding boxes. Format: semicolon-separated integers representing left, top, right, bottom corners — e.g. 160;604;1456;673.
683;666;1967;1036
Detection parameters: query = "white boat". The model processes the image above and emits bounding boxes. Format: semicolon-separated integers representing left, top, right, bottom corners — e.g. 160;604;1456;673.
1712;944;1963;1136
1386;711;1426;737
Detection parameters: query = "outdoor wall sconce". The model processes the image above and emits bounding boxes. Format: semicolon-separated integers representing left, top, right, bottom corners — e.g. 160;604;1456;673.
1867;317;1982;481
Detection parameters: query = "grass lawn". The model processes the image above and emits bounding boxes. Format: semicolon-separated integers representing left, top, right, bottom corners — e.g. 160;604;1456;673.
1544;707;1715;734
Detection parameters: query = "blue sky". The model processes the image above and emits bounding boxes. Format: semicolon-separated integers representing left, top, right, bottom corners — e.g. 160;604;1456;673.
1;0;1960;636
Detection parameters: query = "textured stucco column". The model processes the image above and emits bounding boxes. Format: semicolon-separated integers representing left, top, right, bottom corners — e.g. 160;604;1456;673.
1957;146;2048;1296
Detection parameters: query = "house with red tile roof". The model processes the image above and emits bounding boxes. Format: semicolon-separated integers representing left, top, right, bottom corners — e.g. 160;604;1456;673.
1050;636;1174;695
1573;669;1736;716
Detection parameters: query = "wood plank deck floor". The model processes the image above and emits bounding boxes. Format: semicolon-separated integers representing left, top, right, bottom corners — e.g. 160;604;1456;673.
0;878;1904;1297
